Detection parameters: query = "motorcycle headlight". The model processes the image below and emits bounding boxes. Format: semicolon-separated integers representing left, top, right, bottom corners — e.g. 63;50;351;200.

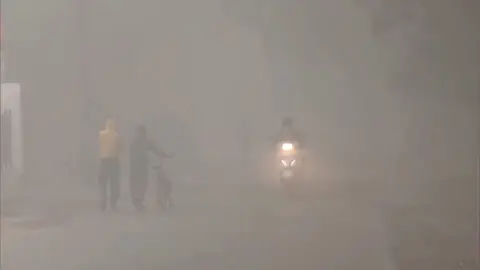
281;142;294;151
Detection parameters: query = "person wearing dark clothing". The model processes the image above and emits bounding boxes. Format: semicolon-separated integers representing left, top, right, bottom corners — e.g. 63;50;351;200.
129;125;168;211
98;158;120;211
153;164;173;210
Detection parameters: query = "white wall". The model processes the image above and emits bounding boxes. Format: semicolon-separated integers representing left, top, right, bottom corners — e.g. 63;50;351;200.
1;83;23;174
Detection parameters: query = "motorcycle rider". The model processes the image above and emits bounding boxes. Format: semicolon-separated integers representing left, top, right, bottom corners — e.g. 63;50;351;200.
129;125;169;211
275;117;303;146
274;117;305;171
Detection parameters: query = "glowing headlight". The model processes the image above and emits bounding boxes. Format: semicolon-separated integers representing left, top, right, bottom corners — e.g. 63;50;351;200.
282;143;294;151
281;159;296;167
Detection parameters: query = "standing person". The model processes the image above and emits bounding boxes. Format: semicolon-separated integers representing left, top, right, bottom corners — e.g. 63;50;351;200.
129;125;169;211
98;118;121;212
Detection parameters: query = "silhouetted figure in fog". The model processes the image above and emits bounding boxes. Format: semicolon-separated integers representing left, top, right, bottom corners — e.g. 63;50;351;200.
98;118;121;212
274;117;306;168
129;125;169;211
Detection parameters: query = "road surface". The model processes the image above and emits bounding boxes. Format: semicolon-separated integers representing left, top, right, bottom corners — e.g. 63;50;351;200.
2;182;396;270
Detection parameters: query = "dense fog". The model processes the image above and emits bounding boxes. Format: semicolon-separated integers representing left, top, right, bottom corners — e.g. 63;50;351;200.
1;0;479;269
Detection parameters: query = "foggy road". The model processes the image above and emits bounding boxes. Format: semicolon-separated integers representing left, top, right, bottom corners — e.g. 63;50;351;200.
1;183;396;270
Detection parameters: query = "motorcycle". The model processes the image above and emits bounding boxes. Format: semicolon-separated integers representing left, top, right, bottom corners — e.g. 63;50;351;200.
152;164;173;211
277;141;302;196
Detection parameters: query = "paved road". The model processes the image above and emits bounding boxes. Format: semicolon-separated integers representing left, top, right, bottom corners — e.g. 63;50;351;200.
1;183;395;270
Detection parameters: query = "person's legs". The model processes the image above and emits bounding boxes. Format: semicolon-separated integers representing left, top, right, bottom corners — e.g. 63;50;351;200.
130;170;141;209
155;172;164;208
98;159;109;212
130;167;148;211
137;171;148;207
108;158;120;210
156;172;172;209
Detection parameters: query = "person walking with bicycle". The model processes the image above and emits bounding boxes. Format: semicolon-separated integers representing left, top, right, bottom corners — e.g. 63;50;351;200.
129;125;171;211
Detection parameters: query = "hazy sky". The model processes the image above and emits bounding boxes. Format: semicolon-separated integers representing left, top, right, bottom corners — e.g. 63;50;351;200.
2;0;479;180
